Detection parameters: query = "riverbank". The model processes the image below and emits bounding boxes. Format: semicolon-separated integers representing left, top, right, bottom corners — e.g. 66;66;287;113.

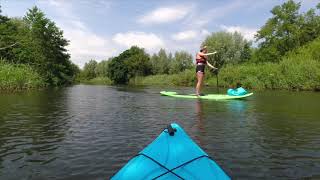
79;77;112;85
0;62;46;91
129;59;320;91
130;38;320;91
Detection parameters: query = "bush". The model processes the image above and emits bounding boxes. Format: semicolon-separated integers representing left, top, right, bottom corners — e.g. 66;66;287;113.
0;61;46;90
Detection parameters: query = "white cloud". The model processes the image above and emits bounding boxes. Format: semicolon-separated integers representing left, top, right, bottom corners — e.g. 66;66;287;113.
59;21;117;68
172;30;197;41
185;0;245;27
46;0;63;7
37;0;117;68
200;29;210;36
138;6;192;24
112;32;165;50
172;29;210;41
220;25;258;41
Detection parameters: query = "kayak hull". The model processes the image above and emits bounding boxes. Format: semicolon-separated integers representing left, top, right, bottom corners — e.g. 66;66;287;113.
160;91;253;100
112;123;230;180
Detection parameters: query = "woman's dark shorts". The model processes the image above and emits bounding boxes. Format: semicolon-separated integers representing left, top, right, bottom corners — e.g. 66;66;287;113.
196;64;205;74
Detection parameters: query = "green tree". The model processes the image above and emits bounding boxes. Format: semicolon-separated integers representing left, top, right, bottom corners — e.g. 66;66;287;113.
169;51;193;74
21;6;75;85
298;5;320;45
125;46;151;77
255;0;320;62
202;31;252;68
0;8;19;61
95;59;110;77
82;60;97;80
150;49;170;74
107;46;151;84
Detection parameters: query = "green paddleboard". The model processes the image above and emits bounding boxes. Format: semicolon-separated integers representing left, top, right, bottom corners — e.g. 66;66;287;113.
160;91;253;100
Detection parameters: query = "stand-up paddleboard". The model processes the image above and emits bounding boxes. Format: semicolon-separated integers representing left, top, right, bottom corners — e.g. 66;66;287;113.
111;123;230;180
160;91;253;100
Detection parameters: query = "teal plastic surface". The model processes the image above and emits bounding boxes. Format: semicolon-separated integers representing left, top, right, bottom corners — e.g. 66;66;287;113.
227;87;248;96
112;123;230;180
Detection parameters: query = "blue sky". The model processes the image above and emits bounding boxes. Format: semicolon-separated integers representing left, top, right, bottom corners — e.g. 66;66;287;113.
1;0;318;67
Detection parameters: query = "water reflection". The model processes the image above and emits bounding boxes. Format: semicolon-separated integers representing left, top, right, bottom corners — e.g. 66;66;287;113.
225;100;248;113
0;89;71;178
0;87;319;179
195;100;205;132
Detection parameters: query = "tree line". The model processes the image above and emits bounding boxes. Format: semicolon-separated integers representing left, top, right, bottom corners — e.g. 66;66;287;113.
80;47;193;84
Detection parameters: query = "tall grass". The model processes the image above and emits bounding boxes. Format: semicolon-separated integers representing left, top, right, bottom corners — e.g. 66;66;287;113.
0;61;46;91
219;38;320;90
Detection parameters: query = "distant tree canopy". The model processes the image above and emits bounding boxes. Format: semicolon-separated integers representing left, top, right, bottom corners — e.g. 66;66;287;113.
82;60;98;80
0;6;79;85
202;31;252;68
255;0;320;62
150;49;193;75
79;47;194;84
95;59;110;77
107;46;151;84
169;51;193;74
150;49;171;74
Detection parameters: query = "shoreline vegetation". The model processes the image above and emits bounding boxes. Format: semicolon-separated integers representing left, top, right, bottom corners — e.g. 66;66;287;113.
0;6;78;91
82;36;320;91
0;61;46;91
1;1;320;92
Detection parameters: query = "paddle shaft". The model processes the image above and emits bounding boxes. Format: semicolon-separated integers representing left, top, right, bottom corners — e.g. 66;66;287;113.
216;73;219;93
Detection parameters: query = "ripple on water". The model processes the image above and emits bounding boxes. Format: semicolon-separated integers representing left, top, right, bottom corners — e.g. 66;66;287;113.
0;86;320;179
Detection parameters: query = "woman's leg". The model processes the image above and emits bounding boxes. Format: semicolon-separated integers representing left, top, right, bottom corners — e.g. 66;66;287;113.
196;72;204;95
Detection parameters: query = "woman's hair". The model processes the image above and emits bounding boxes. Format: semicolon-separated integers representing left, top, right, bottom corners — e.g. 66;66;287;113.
200;45;207;52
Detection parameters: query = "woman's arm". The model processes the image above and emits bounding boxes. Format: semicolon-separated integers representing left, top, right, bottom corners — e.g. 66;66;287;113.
204;51;217;56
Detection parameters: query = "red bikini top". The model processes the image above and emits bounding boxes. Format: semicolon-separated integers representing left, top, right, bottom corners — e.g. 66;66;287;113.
196;54;207;64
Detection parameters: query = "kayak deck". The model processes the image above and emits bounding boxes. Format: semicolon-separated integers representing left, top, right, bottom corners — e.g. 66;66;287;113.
112;123;230;180
160;91;253;100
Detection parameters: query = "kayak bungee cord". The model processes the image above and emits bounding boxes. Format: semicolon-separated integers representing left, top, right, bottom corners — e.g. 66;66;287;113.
131;153;184;179
151;155;214;180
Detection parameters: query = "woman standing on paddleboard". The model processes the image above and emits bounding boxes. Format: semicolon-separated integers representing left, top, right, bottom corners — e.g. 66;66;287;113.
195;46;217;96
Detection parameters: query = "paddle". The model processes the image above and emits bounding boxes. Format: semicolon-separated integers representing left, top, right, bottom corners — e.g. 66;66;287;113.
210;67;220;93
208;51;220;93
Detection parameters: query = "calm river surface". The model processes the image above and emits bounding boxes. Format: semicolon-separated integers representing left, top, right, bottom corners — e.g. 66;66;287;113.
0;85;319;179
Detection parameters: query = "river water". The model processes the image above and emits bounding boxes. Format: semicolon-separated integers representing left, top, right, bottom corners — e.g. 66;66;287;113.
0;85;319;179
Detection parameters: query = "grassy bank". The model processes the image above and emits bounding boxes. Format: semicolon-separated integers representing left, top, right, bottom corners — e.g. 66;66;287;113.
79;77;112;85
220;37;320;90
131;38;320;91
0;61;46;91
129;69;197;86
